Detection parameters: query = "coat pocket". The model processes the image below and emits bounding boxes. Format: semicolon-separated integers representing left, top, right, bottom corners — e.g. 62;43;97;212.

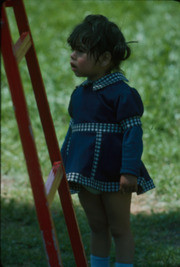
96;133;123;182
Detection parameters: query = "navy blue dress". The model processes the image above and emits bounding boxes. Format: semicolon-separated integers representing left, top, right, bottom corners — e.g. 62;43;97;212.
61;72;155;194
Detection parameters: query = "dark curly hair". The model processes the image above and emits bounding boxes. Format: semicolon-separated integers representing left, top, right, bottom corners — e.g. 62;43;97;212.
67;14;132;72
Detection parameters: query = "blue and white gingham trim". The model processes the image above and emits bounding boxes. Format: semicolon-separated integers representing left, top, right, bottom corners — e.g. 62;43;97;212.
66;116;155;195
80;72;128;91
72;122;123;133
66;120;73;155
67;173;120;193
71;116;141;134
69;119;74;127
66;135;71;156
121;116;142;131
66;173;155;195
137;177;155;194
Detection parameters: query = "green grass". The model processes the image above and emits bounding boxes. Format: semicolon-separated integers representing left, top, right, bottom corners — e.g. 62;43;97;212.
1;0;180;266
1;188;180;266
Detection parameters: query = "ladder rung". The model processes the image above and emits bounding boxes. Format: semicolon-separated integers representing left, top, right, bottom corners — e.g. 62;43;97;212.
13;32;32;64
46;162;64;206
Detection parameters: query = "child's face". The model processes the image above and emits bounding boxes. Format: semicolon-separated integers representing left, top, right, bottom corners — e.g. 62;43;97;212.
70;50;108;81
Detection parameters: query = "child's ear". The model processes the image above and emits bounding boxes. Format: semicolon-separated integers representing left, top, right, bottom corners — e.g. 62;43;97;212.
100;51;112;67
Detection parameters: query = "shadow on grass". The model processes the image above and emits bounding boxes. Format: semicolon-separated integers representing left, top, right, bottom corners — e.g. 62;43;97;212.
1;197;180;267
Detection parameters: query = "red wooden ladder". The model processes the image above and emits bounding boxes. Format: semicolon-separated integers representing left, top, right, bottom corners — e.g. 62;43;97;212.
1;0;88;266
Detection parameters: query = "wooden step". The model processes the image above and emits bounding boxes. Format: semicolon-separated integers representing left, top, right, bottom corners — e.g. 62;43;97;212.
13;32;32;63
46;161;64;206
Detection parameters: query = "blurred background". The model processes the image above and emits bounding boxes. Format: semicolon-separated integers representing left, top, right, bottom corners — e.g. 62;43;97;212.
1;0;180;266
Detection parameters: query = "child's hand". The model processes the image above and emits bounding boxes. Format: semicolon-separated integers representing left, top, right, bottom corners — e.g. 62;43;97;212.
120;174;138;193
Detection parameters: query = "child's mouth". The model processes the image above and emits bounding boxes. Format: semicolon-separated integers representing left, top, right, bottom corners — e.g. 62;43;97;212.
70;62;77;71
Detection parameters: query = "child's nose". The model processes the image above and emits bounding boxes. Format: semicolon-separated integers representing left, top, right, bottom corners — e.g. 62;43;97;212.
71;51;76;60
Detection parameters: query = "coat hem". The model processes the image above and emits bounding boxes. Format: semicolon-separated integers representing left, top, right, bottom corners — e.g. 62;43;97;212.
66;172;155;195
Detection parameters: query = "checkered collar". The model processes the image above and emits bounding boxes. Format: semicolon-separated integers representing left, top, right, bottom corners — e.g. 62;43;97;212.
80;72;128;91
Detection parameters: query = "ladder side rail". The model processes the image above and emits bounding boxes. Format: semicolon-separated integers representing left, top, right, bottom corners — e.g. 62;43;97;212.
1;5;62;267
3;0;88;266
12;1;89;266
59;179;89;266
13;0;61;164
45;164;88;266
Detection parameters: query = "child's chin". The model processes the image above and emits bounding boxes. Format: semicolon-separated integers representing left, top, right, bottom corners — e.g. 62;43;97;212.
74;72;85;78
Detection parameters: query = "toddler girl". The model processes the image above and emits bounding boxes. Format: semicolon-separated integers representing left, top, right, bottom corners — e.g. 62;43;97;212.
61;14;155;267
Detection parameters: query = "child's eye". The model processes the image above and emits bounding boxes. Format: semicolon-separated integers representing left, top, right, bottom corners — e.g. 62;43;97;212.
74;48;85;54
75;50;86;57
78;48;85;53
71;48;84;53
77;50;85;54
76;46;87;53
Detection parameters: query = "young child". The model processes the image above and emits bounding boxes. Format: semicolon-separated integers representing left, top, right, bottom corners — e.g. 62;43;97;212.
61;15;155;267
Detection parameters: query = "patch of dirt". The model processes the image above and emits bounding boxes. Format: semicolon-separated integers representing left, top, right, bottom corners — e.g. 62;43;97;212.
131;191;167;214
1;176;170;215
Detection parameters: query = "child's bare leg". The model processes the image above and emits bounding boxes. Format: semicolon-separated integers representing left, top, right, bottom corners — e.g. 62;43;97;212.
102;192;134;264
78;188;111;257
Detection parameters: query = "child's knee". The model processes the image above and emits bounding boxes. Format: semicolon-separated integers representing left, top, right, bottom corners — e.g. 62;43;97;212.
89;219;109;234
110;225;131;239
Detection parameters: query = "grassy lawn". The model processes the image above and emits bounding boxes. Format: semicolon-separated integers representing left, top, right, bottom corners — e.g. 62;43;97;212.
1;0;180;266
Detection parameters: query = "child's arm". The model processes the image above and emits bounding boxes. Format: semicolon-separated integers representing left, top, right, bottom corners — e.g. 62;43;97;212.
115;86;144;193
120;125;143;176
120;125;143;193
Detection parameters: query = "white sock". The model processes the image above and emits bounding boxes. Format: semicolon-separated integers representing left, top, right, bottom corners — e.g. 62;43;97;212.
115;263;133;267
90;254;110;267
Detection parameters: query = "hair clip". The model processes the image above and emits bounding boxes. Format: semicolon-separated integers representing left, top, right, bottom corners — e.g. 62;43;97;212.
126;41;138;44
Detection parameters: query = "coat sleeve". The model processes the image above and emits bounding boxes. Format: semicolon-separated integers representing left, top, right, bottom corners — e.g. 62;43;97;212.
116;87;144;121
116;87;144;177
120;126;143;177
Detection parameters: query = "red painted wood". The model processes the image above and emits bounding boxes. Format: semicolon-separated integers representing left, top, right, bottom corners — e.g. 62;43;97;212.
4;0;14;7
13;0;62;165
1;4;62;267
1;1;88;266
12;2;88;265
59;178;88;266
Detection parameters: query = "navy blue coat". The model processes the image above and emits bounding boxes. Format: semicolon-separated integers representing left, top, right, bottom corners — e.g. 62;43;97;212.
61;73;155;194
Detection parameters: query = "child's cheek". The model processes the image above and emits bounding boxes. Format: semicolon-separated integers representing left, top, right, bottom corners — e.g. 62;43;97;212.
78;58;86;66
